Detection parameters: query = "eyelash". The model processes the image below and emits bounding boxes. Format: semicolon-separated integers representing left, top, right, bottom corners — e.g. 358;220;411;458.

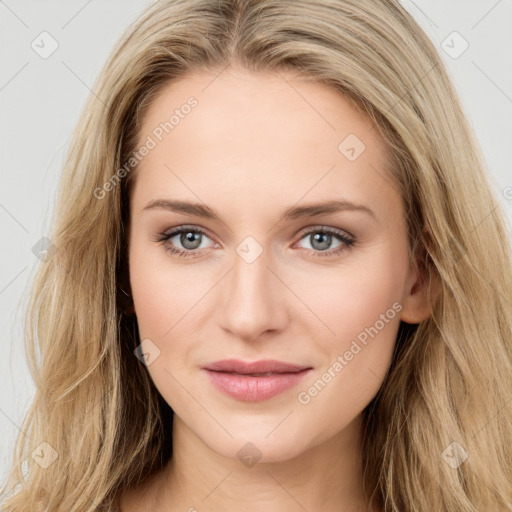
153;224;356;259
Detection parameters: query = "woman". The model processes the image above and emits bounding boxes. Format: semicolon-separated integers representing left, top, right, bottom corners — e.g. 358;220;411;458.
2;0;511;510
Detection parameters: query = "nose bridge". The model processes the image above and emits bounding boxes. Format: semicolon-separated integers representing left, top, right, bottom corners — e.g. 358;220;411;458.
217;237;287;341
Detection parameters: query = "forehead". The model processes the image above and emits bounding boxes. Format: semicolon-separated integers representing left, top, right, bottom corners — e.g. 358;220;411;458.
130;67;398;218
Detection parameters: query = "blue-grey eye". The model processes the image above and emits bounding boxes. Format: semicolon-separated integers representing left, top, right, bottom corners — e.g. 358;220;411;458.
177;230;203;250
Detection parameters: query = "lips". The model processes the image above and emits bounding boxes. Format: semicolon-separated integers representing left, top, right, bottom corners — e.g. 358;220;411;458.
202;359;312;401
202;359;311;375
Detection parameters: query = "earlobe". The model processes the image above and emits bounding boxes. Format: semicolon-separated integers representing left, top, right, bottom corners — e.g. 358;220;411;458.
400;281;430;324
400;250;438;325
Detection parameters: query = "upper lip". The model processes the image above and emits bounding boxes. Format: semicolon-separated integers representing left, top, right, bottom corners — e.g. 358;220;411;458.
203;359;311;374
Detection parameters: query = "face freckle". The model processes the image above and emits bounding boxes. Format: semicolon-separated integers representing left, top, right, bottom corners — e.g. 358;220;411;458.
127;65;419;464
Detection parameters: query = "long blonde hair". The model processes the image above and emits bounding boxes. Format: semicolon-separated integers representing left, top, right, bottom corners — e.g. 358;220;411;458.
2;1;511;510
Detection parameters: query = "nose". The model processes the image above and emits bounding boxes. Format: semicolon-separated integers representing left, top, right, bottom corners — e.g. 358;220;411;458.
217;247;289;342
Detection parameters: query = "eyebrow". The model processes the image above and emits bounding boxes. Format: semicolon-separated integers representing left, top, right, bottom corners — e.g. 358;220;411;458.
143;198;376;221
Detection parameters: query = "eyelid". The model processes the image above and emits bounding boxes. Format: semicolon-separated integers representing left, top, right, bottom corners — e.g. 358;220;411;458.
295;224;355;240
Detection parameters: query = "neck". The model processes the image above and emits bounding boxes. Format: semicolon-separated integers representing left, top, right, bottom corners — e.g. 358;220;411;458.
153;413;375;512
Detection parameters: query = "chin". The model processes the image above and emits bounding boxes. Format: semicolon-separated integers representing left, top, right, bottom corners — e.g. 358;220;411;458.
206;433;309;465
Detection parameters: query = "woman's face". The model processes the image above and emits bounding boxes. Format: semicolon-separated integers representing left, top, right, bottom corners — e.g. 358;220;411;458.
128;67;427;463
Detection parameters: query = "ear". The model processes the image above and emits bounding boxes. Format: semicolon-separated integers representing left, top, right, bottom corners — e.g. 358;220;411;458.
400;243;438;324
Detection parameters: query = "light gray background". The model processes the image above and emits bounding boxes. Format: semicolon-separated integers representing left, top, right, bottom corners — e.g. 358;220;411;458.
1;0;511;482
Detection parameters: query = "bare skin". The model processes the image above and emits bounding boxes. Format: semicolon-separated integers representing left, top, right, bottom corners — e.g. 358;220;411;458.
119;65;430;511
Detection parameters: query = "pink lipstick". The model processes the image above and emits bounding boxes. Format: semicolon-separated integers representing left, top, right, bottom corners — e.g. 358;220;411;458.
202;359;312;402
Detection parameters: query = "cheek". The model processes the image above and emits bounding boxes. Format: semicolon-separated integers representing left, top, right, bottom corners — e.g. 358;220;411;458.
129;240;210;339
294;244;406;352
128;244;209;416
128;240;225;405
293;247;406;435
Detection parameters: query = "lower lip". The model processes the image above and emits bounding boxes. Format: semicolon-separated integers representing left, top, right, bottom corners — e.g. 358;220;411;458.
203;369;311;402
